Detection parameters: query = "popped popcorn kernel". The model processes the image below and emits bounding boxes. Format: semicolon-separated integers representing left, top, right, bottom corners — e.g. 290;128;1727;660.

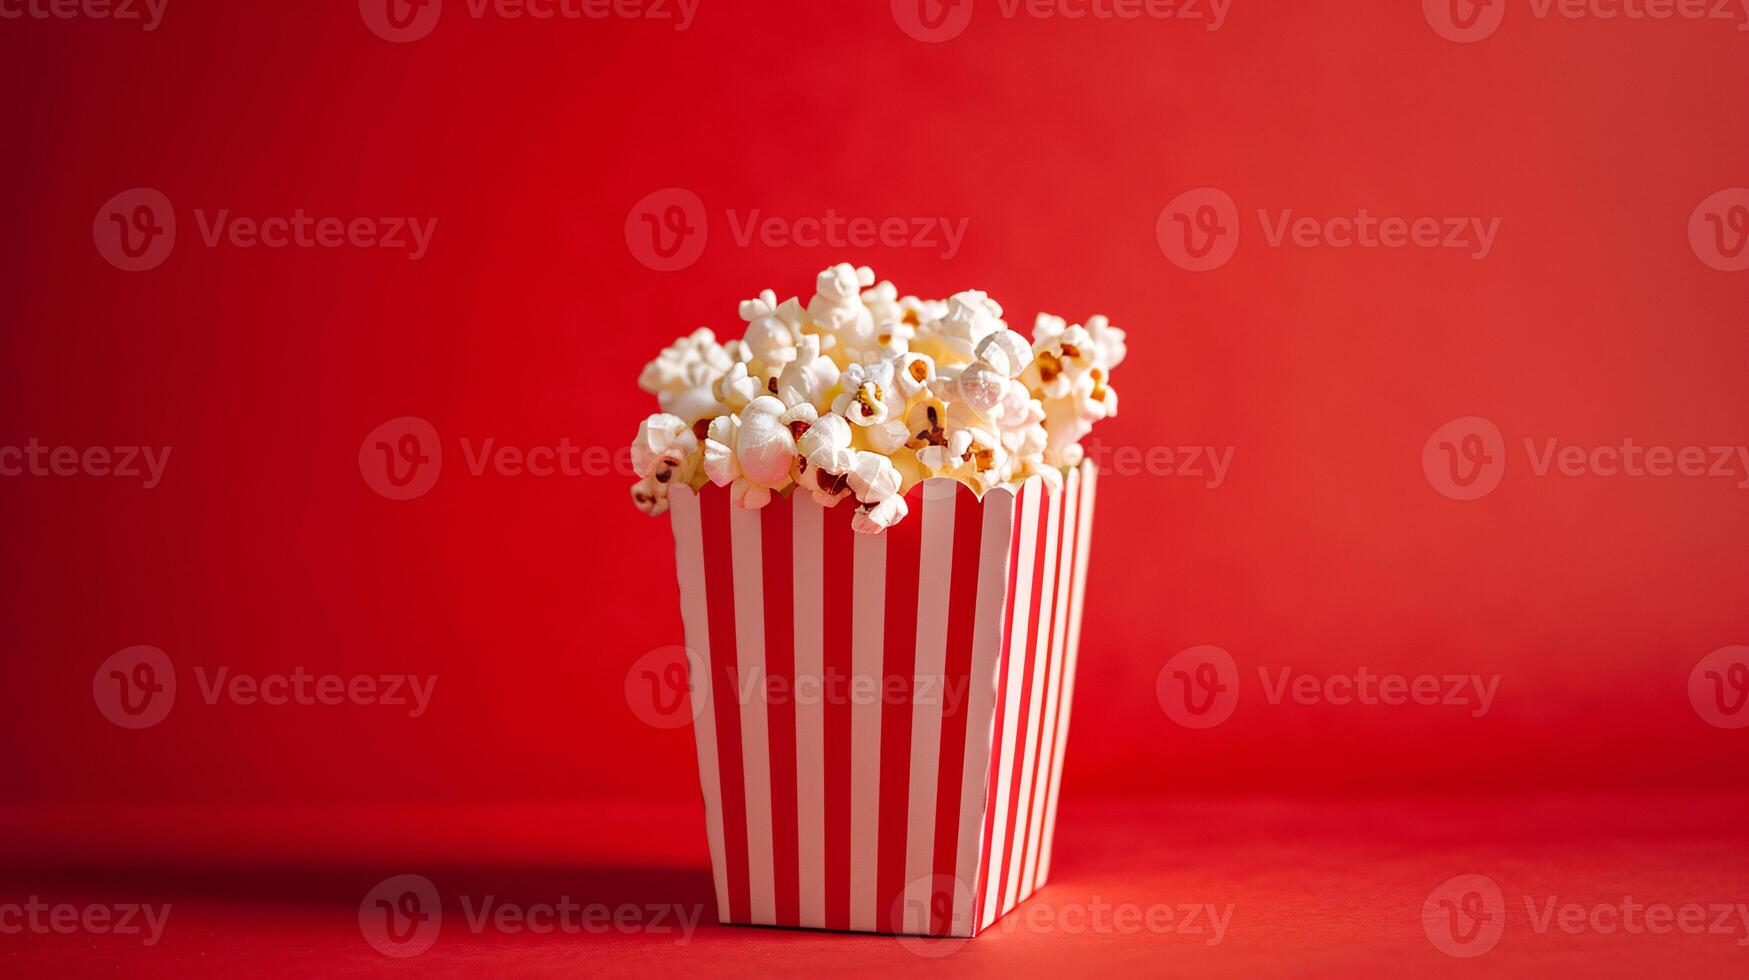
628;264;1129;529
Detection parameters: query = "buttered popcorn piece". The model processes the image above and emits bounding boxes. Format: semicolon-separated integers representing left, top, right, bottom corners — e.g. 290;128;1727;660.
629;263;1127;531
832;360;898;426
703;396;797;509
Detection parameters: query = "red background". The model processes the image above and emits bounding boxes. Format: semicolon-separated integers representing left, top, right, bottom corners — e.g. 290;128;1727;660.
4;0;1748;975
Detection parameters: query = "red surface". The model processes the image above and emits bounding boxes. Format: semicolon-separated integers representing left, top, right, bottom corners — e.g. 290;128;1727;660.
4;0;1748;975
4;796;1748;977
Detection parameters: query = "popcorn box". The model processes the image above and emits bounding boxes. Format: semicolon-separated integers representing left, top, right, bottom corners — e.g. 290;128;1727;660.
664;460;1098;937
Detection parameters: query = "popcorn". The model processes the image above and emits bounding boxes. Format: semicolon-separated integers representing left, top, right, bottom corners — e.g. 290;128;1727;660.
774;335;840;411
739;289;808;372
703;396;797;509
921;290;1005;365
638;328;735;424
975;329;1033;379
628;413;701;516
629;264;1127;532
832;360;898;427
808;263;880;363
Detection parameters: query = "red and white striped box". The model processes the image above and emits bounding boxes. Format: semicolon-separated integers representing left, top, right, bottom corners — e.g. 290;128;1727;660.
664;460;1098;937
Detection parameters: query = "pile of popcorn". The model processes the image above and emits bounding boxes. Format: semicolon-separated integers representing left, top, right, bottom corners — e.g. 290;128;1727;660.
630;264;1125;533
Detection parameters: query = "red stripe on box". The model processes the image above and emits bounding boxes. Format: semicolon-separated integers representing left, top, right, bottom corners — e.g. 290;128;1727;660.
877;504;922;933
700;488;750;925
930;483;984;935
761;500;799;927
822;498;856;931
1023;483;1069;889
974;482;1027;927
997;483;1052;913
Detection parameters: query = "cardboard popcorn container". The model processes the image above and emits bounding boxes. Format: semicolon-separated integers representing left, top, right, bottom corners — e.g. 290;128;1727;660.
664;460;1099;938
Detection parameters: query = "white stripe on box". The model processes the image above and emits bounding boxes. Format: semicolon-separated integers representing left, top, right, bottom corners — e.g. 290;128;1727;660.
952;487;1015;938
848;529;886;932
668;488;731;922
1024;466;1078;895
1038;463;1097;883
1004;481;1060;914
791;494;826;929
730;504;776;925
980;480;1040;929
901;482;956;934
